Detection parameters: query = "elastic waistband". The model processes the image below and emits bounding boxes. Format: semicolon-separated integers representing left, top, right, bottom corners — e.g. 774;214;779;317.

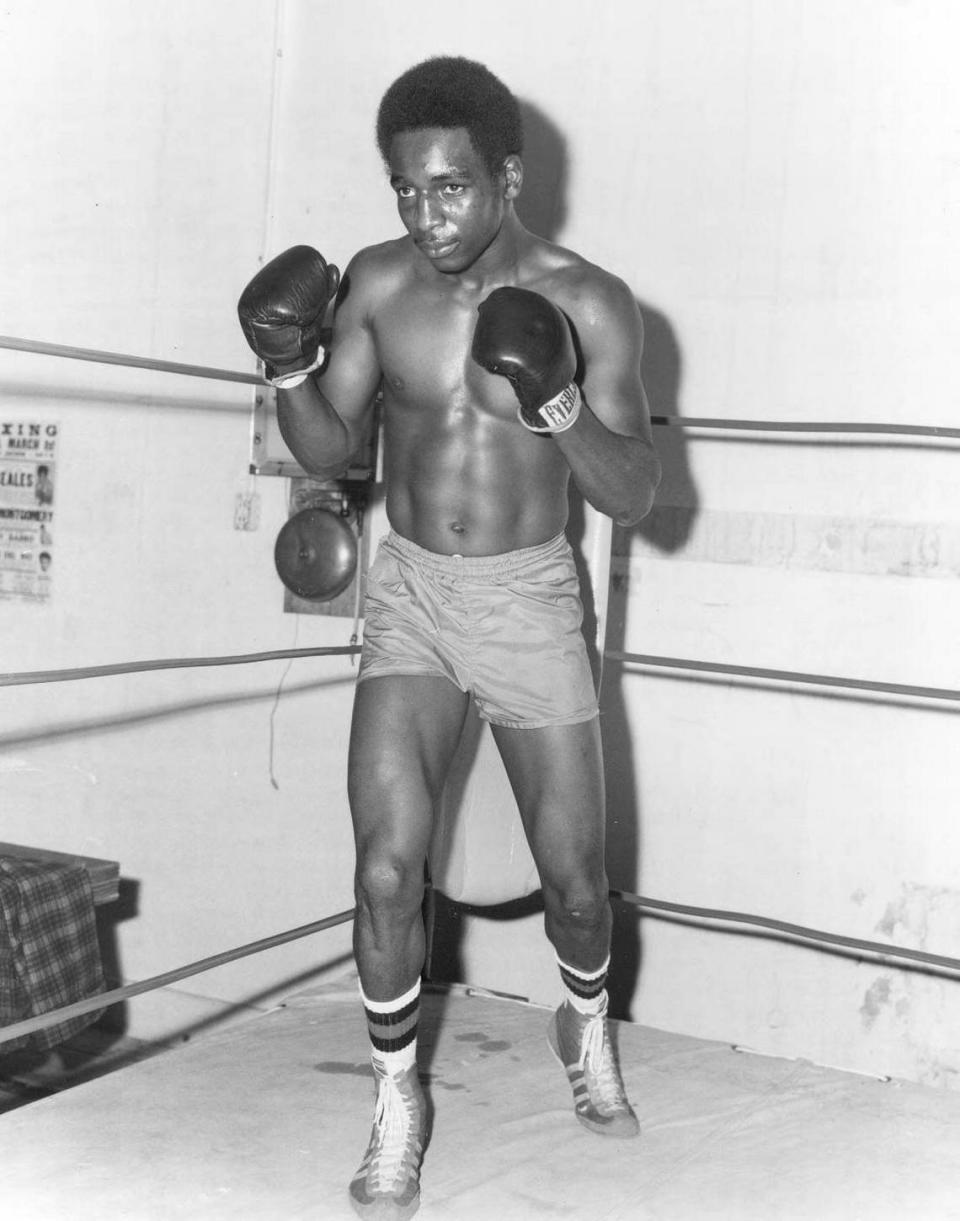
381;530;571;579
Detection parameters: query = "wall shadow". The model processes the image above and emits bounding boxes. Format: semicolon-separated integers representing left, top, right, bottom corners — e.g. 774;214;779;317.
92;876;141;1039
605;302;698;1018
0;673;355;751
520;96;702;1020
515;98;568;241
0;378;251;416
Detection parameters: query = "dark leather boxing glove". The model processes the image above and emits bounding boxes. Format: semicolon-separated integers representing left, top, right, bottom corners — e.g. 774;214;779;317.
471;286;582;433
238;245;340;387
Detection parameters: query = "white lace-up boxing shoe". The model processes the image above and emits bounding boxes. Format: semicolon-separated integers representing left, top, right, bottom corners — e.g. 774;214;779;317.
548;996;640;1138
349;1059;427;1219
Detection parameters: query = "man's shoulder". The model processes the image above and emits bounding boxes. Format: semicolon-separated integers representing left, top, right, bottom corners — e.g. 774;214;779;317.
526;242;638;324
332;239;418;324
517;240;644;360
344;238;415;290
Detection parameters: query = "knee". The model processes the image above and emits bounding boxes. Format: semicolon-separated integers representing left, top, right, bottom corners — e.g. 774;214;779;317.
544;875;610;931
354;849;425;918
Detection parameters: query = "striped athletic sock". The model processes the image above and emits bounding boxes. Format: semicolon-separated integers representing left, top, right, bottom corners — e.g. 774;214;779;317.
360;978;420;1076
557;953;610;1017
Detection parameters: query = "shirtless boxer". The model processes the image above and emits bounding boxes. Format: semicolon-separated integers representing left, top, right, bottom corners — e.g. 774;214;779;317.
239;56;661;1221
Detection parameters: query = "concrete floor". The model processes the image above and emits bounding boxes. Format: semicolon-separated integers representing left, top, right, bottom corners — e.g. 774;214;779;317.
2;978;960;1220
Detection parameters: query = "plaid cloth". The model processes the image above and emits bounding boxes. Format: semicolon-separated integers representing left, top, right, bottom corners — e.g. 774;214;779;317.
0;856;106;1052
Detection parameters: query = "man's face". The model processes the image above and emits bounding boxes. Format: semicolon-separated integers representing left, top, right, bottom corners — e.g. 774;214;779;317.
388;127;509;273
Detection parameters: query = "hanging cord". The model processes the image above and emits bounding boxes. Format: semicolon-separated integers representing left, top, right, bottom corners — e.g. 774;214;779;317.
268;619;300;790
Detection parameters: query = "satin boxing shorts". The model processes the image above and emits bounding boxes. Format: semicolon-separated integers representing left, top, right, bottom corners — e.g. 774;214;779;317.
357;530;599;729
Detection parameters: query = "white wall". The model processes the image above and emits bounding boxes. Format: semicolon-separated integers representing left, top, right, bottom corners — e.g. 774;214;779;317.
3;0;959;1091
0;1;358;1041
604;0;960;1089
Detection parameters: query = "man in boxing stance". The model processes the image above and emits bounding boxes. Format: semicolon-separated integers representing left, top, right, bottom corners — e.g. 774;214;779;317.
239;56;661;1221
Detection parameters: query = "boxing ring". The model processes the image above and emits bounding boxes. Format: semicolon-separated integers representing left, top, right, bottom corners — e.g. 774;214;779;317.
2;333;960;1220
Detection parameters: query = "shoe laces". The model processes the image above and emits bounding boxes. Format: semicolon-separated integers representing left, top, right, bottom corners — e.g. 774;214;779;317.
368;1074;421;1192
579;1012;628;1108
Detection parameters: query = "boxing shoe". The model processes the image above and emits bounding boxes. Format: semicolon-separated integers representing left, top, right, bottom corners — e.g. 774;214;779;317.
547;996;640;1138
349;1060;427;1220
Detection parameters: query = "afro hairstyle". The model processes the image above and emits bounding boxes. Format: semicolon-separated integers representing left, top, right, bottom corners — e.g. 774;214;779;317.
376;56;524;175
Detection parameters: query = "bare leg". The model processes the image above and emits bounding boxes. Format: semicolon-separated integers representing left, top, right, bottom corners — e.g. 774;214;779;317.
348;676;469;1217
492;715;638;1138
349;675;470;1001
491;716;611;972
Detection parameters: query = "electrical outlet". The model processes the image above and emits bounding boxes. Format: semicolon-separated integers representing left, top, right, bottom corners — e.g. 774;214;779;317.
234;492;261;531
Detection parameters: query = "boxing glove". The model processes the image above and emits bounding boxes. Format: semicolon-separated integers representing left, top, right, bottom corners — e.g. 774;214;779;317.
472;286;582;433
238;245;340;387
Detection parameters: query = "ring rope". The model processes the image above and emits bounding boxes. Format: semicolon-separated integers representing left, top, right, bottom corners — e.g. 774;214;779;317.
0;907;356;1048
0;334;262;387
3;648;955;706
606;651;960;704
1;335;957;439
651;415;960;441
5;889;958;1048
0;645;361;687
611;890;960;973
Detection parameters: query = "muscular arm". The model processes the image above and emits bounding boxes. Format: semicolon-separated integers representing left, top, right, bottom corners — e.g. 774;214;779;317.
555;274;661;526
276;253;383;479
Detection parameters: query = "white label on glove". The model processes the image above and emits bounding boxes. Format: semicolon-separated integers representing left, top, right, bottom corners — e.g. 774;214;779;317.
531;382;582;433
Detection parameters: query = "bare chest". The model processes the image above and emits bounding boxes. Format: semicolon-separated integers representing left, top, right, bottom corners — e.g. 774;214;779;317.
372;288;507;421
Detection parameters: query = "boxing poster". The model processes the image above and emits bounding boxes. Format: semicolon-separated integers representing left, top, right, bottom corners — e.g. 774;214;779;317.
0;421;58;603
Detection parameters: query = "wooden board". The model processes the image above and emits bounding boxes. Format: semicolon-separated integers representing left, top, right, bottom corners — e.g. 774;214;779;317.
0;843;119;905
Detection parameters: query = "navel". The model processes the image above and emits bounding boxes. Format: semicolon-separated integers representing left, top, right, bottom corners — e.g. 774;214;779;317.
449;521;466;535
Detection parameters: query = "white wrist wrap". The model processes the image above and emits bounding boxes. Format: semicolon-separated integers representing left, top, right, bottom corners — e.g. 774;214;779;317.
520;381;582;434
268;349;326;389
